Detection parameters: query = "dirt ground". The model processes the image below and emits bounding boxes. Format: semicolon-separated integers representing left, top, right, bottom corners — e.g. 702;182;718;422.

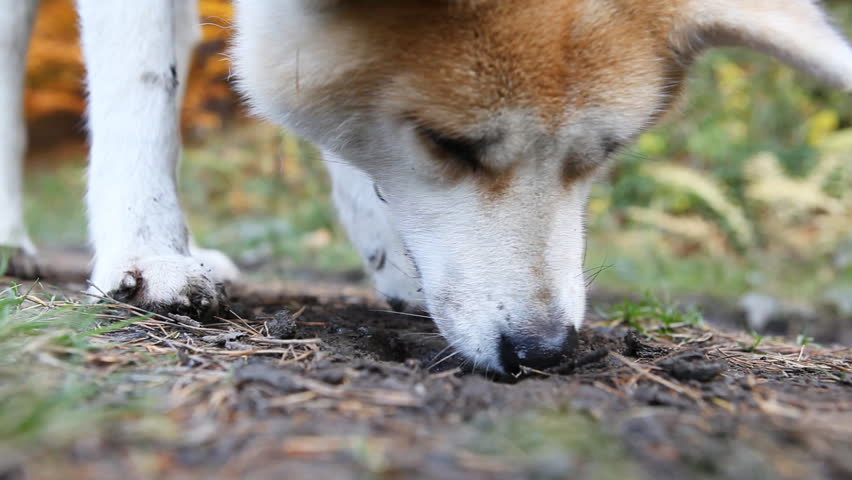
3;268;852;480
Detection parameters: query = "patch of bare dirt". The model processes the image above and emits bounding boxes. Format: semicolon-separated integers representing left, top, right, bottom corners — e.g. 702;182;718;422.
3;278;851;480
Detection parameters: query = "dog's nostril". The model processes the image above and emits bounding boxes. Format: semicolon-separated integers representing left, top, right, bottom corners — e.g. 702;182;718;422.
499;326;578;374
499;334;523;374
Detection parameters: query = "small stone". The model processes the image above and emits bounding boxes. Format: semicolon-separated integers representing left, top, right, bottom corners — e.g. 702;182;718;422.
660;352;726;383
266;310;298;339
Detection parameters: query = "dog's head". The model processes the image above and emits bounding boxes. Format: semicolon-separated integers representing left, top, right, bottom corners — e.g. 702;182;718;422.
235;0;852;373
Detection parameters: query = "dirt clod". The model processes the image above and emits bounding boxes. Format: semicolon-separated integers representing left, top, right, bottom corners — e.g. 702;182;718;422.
624;329;669;358
576;348;610;368
659;351;727;382
265;309;298;339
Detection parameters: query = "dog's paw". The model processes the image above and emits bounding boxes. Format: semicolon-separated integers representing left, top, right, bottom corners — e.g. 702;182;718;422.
189;245;240;283
0;246;41;279
89;255;225;322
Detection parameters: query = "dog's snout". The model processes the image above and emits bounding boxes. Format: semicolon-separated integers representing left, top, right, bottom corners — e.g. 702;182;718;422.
498;325;578;374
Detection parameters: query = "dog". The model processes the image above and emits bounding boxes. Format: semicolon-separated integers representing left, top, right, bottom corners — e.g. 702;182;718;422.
231;0;852;374
1;1;850;375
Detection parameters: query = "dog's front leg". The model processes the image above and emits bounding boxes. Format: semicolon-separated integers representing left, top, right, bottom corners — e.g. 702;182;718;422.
77;0;223;319
324;153;423;313
0;0;40;278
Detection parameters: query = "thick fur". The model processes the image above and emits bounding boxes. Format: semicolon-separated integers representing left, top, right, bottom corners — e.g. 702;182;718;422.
0;0;39;276
233;0;852;372
0;0;238;315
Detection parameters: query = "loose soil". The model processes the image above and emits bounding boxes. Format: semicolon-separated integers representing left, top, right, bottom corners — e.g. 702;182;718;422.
2;275;851;480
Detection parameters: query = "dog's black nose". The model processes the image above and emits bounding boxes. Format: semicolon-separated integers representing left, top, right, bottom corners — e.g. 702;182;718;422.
499;326;578;374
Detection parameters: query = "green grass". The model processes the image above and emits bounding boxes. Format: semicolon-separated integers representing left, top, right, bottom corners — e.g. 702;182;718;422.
741;331;766;353
796;332;814;347
607;292;704;336
0;283;170;458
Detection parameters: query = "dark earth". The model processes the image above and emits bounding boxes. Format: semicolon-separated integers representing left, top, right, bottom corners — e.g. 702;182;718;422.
2;257;851;480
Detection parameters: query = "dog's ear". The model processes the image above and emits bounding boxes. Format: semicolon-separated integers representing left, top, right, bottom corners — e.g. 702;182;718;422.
675;0;852;90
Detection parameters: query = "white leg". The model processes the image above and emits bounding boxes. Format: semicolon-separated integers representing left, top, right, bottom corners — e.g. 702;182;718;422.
0;0;40;277
77;0;223;317
324;153;424;312
172;0;201;109
173;0;239;282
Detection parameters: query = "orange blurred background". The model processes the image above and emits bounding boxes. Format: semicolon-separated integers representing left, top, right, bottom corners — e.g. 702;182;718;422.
25;0;242;154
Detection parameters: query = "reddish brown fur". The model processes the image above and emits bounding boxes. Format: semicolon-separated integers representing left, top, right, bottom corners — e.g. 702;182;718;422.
293;1;696;190
315;1;685;121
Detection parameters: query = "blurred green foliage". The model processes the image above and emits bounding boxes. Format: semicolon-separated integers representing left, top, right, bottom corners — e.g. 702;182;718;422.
584;3;852;300
180;126;362;275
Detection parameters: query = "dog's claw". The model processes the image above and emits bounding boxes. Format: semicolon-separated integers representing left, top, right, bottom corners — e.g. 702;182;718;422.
119;272;138;291
90;255;227;323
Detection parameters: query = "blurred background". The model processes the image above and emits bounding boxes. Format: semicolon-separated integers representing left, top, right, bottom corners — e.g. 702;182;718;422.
20;0;852;315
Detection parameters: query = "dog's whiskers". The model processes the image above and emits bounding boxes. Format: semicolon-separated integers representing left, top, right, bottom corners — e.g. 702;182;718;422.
586;266;613;288
429;350;462;371
400;332;442;338
389;260;421;281
370;309;432;319
427;336;463;369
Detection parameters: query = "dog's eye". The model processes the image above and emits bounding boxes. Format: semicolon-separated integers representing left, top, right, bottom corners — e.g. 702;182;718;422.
417;127;483;172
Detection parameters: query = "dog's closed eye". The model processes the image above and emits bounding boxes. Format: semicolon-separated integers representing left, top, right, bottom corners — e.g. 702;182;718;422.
416;126;485;174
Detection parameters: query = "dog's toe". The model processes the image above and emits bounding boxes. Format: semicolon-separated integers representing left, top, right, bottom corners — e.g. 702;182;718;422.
190;245;240;283
91;255;225;323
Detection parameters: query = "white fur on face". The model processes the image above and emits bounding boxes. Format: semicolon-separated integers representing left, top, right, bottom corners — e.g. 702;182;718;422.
320;114;596;372
359;115;595;373
314;108;602;373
